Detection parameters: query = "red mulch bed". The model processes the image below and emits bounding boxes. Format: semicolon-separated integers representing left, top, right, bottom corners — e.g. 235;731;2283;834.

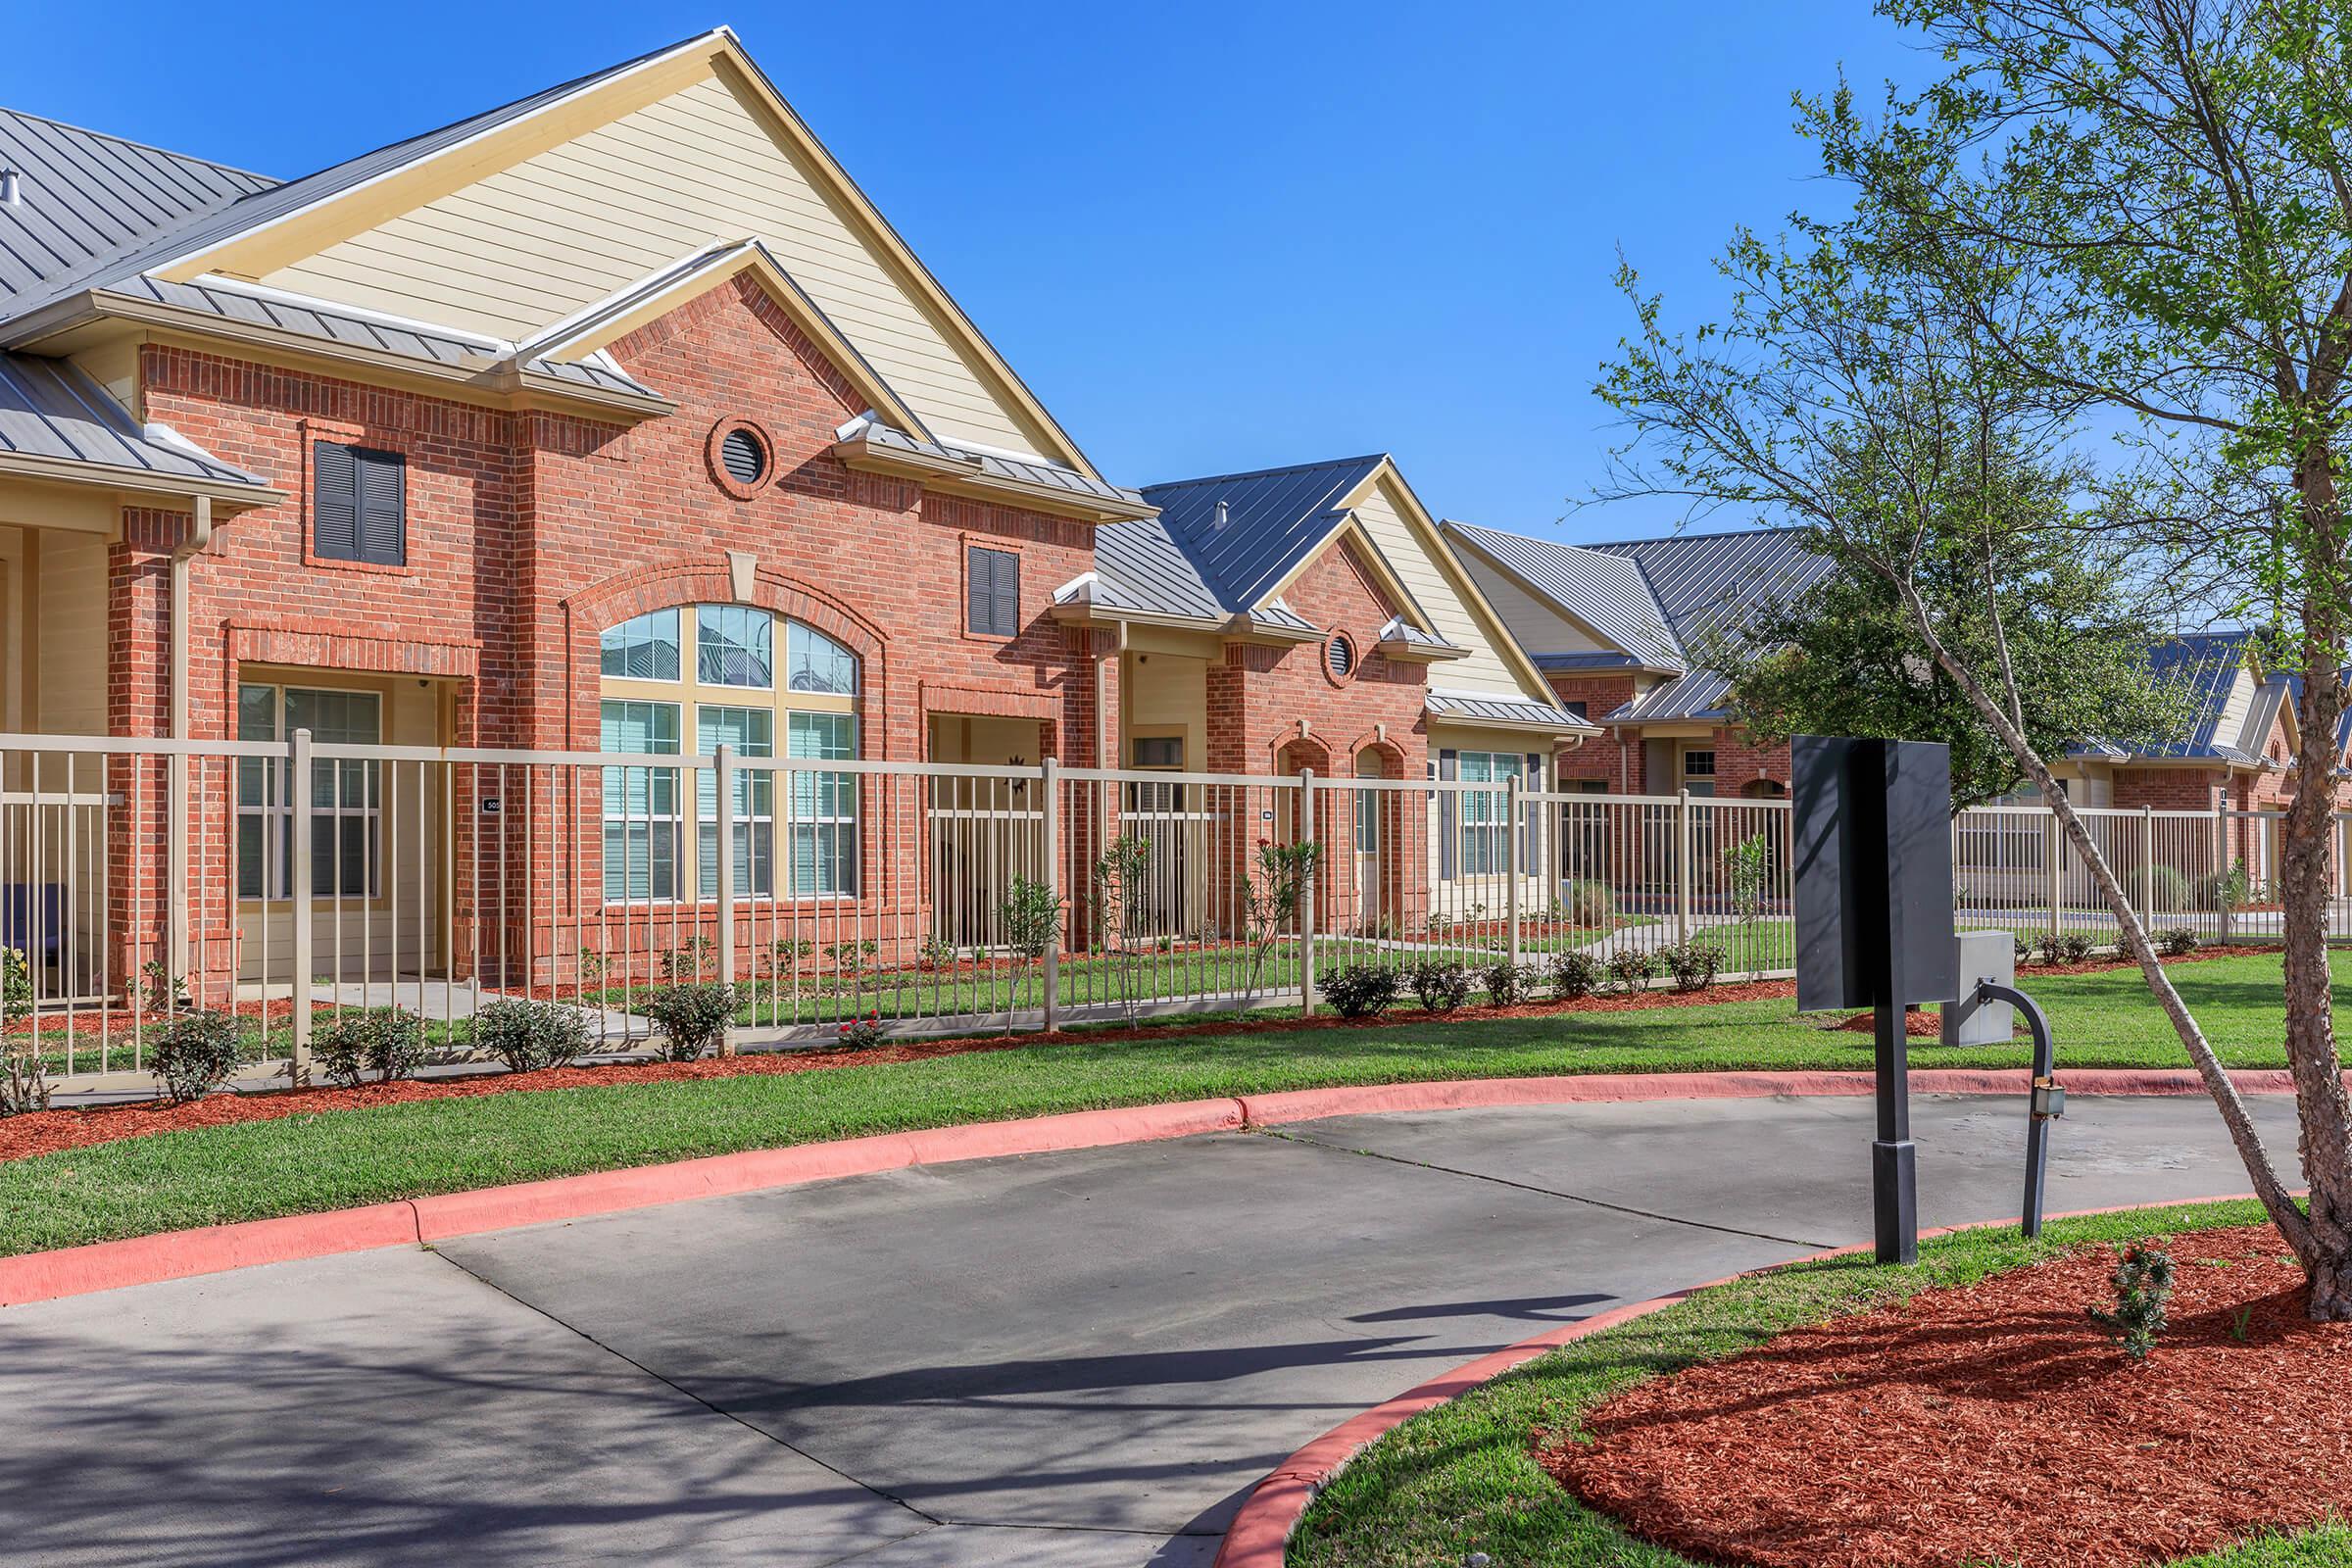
1831;1007;1950;1037
1548;1222;2352;1568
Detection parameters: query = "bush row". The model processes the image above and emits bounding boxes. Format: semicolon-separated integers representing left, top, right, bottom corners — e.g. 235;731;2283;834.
1321;941;1731;1018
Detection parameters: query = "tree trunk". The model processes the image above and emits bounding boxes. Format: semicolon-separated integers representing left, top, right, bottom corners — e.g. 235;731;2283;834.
2278;450;2352;1316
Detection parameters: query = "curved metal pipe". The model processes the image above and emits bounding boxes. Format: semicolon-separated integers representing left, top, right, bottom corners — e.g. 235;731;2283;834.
1978;979;2059;1237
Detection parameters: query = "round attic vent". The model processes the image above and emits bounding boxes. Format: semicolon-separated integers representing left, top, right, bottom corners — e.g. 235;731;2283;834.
1325;632;1356;681
720;427;767;486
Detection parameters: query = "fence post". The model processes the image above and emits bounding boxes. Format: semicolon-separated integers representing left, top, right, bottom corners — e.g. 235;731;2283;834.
2215;795;2231;944
1041;757;1059;1034
1299;767;1317;1016
2138;804;2154;934
1675;788;1692;944
714;743;736;1056
1506;773;1523;974
288;727;313;1086
2046;812;2063;940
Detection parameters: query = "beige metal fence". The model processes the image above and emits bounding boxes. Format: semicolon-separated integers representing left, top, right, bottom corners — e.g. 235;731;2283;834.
0;729;2311;1095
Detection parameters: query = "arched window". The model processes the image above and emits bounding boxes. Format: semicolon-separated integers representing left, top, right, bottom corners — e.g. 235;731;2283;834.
598;605;860;903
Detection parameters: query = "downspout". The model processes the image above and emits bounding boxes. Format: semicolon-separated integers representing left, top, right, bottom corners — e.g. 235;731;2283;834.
166;494;211;985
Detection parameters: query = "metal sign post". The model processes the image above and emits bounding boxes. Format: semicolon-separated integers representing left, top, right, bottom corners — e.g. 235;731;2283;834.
1790;736;1959;1264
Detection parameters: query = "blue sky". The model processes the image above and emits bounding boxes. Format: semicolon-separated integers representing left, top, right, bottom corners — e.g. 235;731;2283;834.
4;2;1920;542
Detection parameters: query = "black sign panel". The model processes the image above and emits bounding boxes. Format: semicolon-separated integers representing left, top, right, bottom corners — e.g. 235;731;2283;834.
1792;735;1958;1012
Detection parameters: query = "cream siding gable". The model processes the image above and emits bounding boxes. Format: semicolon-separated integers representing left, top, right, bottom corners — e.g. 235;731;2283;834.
258;76;1050;460
1452;552;1609;657
2214;669;2256;754
1348;479;1546;703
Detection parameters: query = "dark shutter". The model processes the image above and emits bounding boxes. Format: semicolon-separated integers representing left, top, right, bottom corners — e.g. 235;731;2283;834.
969;547;1019;636
313;443;405;565
357;449;405;565
1438;749;1458;879
312;441;358;560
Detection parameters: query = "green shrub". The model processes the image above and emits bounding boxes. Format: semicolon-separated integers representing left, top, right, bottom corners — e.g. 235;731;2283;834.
1321;963;1403;1018
1606;948;1662;992
2136;864;2192;913
640;983;736;1061
470;998;592;1075
1548;949;1605;1000
2059;931;2094;962
1558;879;1615;927
1660;939;1726;993
149;1009;242;1103
2087;1242;2177;1361
315;1008;425;1088
1406;959;1472;1012
2160;925;2200;956
2013;934;2034;964
2035;933;2067;966
2197;859;2254;912
1480;960;1541;1005
1;946;47;1116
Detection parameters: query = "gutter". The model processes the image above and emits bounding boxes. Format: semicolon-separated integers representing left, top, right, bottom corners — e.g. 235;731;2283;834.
167;495;211;981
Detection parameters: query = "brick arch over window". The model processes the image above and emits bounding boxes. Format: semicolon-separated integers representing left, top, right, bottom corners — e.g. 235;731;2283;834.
1347;733;1410;780
563;559;893;753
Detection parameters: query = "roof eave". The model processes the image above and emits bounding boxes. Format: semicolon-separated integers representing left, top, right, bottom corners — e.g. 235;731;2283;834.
831;434;1155;525
1377;637;1468;663
0;449;284;513
4;288;679;422
1220;612;1324;647
1047;599;1223;634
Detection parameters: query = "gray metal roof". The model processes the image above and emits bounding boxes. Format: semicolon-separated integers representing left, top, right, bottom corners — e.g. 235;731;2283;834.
0;109;274;306
1087;515;1227;620
1602;667;1738;724
1425;691;1591;731
0;31;717;324
1445;520;1685;670
0;351;266;486
847;420;1144;509
1585;525;1834;653
1379;617;1464;653
74;273;660;398
2130;633;2266;763
1534;650;1646;671
1141;455;1388;610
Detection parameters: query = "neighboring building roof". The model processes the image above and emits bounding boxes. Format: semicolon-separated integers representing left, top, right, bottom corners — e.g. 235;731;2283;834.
2131;632;2273;764
0;351;269;489
1445;520;1685;671
1425;690;1591;731
1583;525;1835;655
1140;456;1390;611
0;32;710;322
1446;521;1832;724
0;108;274;306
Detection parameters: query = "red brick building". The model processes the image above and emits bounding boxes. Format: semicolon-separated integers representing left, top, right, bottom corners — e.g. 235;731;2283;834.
0;30;1587;993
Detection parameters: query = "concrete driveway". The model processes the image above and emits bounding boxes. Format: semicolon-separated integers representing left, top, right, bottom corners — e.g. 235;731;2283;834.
0;1091;2305;1567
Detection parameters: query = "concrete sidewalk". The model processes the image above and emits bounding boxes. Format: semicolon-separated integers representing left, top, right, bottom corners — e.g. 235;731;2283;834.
0;1091;2303;1566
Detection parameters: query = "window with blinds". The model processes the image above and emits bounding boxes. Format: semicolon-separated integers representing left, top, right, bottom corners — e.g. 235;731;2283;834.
966;547;1020;637
312;442;406;565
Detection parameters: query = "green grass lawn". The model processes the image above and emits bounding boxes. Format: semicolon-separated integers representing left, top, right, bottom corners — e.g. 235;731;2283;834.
1289;1198;2338;1567
0;950;2328;1259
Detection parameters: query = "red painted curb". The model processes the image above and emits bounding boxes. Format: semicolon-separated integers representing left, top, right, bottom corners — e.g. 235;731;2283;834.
1209;1188;2281;1567
0;1068;2295;1307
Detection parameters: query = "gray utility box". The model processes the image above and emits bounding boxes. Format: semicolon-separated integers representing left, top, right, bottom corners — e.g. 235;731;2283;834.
1940;929;2016;1048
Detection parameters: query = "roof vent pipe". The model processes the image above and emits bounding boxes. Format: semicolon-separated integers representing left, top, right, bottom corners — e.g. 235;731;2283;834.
0;171;19;207
1212;499;1229;530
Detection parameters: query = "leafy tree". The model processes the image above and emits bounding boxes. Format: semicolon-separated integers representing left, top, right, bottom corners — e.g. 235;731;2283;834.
1598;0;2352;1315
1708;480;2186;811
1798;0;2352;1318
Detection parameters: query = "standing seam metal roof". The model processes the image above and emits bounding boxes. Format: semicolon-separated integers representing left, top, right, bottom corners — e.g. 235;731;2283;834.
1139;456;1389;611
1444;519;1685;670
0;352;265;484
0;108;275;306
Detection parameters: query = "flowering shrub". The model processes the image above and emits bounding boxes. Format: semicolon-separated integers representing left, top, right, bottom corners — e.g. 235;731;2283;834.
149;1009;243;1103
642;983;736;1062
1407;959;1472;1012
471;998;591;1074
316;1007;426;1088
837;1011;885;1049
2088;1242;2177;1361
1322;964;1403;1018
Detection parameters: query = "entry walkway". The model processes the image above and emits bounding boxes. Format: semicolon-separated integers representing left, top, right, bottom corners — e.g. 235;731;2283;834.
0;1091;2304;1565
